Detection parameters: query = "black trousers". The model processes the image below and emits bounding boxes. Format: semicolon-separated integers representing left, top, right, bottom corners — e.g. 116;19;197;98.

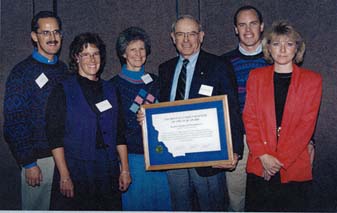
245;173;312;212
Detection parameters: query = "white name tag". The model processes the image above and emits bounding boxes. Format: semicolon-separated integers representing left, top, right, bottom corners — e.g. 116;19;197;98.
198;84;213;97
141;74;153;84
95;100;112;112
35;73;49;88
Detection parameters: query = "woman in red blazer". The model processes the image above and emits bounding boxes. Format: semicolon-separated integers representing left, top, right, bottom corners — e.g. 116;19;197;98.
243;21;322;212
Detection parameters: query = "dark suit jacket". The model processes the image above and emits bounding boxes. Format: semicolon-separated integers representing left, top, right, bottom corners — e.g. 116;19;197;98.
158;50;243;177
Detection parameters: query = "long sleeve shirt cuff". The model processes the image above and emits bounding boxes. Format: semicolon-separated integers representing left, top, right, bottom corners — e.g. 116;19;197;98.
23;161;37;169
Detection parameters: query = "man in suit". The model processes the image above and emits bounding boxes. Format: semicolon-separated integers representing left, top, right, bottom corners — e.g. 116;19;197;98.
158;14;243;211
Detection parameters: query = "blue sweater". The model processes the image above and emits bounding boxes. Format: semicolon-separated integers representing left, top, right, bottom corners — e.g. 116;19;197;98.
3;55;67;166
111;67;159;154
221;48;268;113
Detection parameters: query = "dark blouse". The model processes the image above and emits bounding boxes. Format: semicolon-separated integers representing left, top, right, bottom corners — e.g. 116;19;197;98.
274;72;292;129
46;74;125;149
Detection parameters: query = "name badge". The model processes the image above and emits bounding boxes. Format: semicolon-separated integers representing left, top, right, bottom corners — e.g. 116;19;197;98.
141;74;153;84
198;84;213;97
35;73;49;88
95;100;112;112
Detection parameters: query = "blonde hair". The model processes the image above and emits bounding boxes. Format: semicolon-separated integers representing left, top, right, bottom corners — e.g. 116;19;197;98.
262;20;305;64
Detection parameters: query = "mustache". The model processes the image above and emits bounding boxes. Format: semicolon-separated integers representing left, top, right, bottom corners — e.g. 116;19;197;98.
47;40;59;45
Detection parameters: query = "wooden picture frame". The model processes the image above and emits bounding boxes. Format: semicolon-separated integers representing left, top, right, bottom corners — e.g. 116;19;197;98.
141;95;234;171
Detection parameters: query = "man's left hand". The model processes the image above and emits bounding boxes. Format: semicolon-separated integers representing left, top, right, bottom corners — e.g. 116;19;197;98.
212;153;239;170
25;165;43;187
308;143;315;166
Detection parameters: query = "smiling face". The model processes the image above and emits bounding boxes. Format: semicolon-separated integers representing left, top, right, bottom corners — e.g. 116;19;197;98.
235;9;264;52
77;44;101;80
31;17;62;60
123;40;147;71
268;35;297;68
171;18;205;59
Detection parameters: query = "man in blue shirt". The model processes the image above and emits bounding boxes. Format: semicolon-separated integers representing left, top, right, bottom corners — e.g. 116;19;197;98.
3;11;67;210
158;15;243;211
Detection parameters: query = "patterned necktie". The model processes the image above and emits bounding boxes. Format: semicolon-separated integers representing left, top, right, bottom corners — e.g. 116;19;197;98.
175;59;189;100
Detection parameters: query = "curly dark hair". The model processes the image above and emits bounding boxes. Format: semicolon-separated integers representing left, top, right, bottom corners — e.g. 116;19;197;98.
68;32;106;76
116;26;151;66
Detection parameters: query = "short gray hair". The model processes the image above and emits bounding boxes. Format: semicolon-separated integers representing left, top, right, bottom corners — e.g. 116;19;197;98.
171;14;203;33
116;26;151;65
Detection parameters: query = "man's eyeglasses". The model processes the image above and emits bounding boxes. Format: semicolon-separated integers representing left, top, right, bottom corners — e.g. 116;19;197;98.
175;31;199;40
36;30;63;38
79;52;100;60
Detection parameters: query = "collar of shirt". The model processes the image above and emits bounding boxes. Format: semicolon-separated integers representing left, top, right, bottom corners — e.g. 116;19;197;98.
238;43;262;56
170;51;200;101
121;64;145;80
32;48;58;64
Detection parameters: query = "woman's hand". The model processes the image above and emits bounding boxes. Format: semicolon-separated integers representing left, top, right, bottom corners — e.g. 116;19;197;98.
262;169;272;181
259;154;284;176
136;110;145;126
52;147;74;198
60;176;74;198
119;171;131;192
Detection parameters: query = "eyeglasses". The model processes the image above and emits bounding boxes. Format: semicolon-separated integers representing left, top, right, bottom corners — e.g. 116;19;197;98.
175;31;199;40
79;52;100;60
36;30;62;38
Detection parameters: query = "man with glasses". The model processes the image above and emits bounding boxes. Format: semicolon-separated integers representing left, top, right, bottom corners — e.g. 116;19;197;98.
3;11;67;210
157;15;243;211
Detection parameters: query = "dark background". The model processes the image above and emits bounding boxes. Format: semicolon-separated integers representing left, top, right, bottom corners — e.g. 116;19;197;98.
1;0;336;210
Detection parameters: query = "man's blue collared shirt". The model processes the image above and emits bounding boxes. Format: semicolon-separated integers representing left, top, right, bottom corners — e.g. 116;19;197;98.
170;51;199;101
32;48;58;64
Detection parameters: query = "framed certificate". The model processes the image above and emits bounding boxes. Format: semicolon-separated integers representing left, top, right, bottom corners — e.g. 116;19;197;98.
141;95;234;171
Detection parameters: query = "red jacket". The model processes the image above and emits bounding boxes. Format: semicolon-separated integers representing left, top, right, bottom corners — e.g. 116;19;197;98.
243;64;322;183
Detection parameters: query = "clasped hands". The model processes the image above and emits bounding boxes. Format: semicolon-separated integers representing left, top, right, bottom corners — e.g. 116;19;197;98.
259;154;284;181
